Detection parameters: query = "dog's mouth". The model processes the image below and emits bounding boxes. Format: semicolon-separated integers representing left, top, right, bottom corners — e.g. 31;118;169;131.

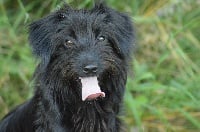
79;76;105;101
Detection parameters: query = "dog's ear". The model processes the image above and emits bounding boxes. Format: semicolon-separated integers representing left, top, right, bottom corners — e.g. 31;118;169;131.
29;3;74;69
28;18;55;68
109;11;135;60
93;3;135;60
92;0;107;13
60;2;72;12
94;0;105;6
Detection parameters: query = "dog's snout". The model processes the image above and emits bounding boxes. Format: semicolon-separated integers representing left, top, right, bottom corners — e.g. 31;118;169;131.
83;64;98;74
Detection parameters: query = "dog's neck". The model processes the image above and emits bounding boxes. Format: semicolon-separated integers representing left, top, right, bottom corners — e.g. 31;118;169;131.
34;71;126;131
68;100;120;131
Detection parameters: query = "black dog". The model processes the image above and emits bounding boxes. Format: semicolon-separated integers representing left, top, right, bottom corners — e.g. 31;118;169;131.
0;3;134;132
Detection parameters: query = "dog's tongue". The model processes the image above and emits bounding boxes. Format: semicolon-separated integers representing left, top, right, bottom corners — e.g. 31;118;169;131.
80;77;105;101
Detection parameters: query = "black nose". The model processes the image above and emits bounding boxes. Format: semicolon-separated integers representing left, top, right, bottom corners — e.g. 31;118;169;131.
83;64;98;74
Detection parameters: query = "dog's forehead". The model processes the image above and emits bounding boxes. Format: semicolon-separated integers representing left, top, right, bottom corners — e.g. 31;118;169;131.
61;9;107;29
69;12;95;26
55;9;109;40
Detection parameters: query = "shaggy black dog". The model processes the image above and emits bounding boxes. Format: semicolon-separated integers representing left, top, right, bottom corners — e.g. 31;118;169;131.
0;3;134;132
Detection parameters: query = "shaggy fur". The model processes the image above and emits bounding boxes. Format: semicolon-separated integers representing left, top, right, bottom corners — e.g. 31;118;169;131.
0;3;134;132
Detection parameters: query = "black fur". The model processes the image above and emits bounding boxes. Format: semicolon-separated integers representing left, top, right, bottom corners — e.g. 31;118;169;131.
0;3;134;132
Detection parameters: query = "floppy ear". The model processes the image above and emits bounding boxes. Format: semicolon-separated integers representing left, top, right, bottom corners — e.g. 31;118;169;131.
91;1;107;14
29;3;73;69
28;18;55;68
92;2;134;60
60;3;73;11
111;12;135;60
115;14;134;58
94;0;105;6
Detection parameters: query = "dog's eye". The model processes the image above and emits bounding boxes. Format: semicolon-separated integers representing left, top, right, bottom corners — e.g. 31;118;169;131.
64;40;74;47
58;13;65;20
97;36;105;42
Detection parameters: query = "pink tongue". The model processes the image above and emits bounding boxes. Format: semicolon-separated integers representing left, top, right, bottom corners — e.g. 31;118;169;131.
80;77;105;101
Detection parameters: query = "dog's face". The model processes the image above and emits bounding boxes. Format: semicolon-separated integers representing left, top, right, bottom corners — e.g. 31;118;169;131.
29;4;134;103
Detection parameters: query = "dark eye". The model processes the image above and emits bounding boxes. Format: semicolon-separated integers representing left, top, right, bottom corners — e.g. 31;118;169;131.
64;40;74;47
58;13;65;20
97;36;105;42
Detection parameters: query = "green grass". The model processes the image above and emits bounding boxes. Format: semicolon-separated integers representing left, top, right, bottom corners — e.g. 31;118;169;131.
0;0;200;131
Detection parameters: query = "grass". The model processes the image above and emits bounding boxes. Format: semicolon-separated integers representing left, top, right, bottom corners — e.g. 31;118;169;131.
0;0;200;131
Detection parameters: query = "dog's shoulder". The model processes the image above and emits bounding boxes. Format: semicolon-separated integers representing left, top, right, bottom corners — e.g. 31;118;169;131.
0;99;35;132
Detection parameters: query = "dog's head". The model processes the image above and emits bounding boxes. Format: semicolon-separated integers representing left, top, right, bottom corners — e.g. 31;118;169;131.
29;3;134;102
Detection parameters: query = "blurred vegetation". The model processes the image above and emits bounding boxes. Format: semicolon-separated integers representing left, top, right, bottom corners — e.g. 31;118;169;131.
0;0;200;131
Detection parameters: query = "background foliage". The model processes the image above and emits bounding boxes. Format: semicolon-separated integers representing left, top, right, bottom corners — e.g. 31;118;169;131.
0;0;200;131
